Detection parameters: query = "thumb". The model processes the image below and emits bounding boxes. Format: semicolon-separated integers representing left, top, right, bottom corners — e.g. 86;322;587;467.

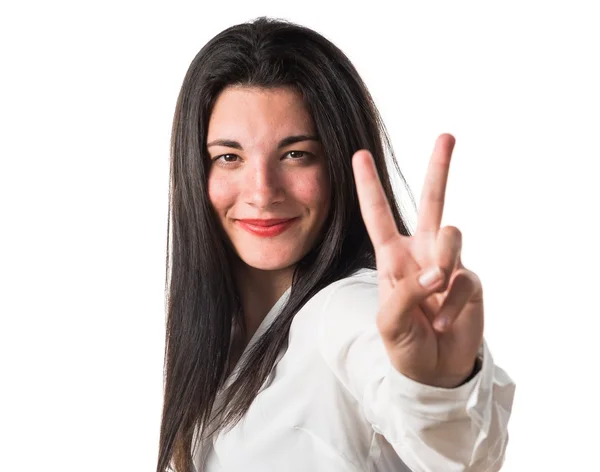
377;266;445;342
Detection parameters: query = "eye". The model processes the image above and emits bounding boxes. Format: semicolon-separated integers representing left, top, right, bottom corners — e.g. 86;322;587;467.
284;150;311;160
212;153;240;164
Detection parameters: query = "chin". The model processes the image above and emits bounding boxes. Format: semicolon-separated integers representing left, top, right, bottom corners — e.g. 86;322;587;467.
237;248;303;272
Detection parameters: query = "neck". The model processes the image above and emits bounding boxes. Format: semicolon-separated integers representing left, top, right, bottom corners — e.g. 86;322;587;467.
234;262;294;343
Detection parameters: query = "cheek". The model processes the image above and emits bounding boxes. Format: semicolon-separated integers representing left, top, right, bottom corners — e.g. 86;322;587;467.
290;167;330;210
207;173;236;213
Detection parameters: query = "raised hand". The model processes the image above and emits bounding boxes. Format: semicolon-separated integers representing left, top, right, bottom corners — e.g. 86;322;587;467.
352;134;484;388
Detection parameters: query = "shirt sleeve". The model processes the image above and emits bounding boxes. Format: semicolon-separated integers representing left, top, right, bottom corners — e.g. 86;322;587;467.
317;273;516;472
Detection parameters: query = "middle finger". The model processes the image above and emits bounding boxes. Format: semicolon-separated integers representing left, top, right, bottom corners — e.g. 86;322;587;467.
416;134;455;236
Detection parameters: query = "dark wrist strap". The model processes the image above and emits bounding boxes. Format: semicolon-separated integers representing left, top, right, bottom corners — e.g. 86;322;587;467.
458;356;482;386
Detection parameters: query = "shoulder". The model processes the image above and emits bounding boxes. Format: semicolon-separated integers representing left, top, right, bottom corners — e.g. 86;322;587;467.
312;269;389;396
316;267;378;298
293;268;381;342
317;267;379;318
292;268;379;330
289;269;382;382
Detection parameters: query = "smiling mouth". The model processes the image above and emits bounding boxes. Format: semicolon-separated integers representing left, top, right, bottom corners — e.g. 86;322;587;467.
236;218;299;237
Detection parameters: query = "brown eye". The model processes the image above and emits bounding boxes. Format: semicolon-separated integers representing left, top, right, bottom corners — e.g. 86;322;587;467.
284;151;310;160
213;154;240;163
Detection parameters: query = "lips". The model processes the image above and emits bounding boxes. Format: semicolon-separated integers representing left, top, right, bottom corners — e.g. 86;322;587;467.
237;218;295;227
236;218;299;237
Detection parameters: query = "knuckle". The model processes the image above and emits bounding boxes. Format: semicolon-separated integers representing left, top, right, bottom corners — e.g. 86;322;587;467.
470;270;483;290
458;268;483;291
441;225;462;242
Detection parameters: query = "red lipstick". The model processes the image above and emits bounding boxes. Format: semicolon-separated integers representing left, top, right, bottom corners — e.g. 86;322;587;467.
236;218;298;237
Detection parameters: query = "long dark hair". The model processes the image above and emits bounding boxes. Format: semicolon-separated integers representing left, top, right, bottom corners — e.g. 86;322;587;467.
157;16;415;472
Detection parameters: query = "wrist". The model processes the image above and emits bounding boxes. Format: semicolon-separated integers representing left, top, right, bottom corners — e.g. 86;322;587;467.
452;356;482;388
430;357;482;389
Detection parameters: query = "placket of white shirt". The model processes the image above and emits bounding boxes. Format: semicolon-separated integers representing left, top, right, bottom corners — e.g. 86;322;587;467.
193;287;292;469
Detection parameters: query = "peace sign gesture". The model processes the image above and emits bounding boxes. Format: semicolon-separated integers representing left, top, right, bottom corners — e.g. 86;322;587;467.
352;134;484;388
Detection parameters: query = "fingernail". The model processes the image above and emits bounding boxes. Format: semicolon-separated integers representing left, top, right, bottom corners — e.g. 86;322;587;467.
434;316;449;331
419;267;443;288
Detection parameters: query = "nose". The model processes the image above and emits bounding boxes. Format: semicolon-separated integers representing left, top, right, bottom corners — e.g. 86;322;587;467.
242;159;285;208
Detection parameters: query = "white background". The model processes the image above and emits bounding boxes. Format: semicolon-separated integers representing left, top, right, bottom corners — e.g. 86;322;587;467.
1;1;598;471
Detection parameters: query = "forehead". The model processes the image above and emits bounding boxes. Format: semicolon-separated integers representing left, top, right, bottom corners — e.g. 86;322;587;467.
207;86;316;145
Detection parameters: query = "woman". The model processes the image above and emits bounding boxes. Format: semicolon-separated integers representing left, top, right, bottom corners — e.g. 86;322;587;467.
157;16;515;472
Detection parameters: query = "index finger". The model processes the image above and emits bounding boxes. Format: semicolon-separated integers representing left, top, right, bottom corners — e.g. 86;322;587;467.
352;150;399;250
416;134;456;234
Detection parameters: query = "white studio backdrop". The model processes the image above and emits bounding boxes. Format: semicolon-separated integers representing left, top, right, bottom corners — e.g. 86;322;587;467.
1;1;598;471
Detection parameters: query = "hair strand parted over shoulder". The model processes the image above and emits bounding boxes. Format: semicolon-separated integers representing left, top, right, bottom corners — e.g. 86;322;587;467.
157;16;414;472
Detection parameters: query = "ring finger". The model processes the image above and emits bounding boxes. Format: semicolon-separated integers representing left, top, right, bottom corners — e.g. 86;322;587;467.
433;268;481;331
436;225;462;283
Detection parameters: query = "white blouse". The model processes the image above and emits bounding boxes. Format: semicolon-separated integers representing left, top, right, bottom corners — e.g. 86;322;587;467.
193;269;515;471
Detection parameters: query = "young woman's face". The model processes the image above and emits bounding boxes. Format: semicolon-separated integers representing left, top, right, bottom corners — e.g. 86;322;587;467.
206;86;330;272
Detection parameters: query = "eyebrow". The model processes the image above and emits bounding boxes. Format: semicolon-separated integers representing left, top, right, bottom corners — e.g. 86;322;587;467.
207;134;321;150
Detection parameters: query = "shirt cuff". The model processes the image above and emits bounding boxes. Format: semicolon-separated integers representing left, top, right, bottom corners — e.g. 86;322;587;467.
380;342;486;421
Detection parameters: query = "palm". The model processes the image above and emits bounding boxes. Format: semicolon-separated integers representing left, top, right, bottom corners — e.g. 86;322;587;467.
352;134;483;388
